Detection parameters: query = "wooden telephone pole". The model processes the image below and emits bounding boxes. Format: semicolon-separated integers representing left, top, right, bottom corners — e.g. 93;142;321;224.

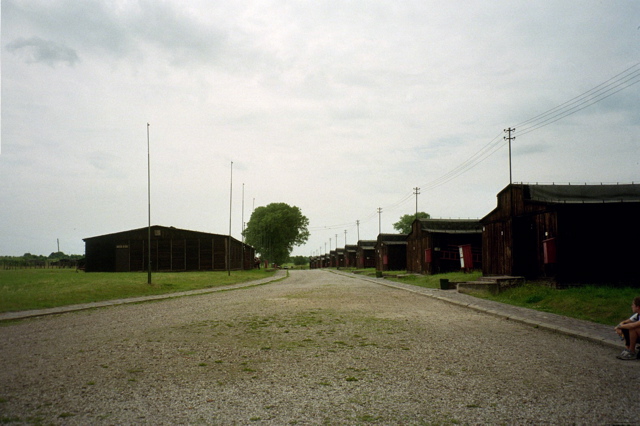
504;127;516;184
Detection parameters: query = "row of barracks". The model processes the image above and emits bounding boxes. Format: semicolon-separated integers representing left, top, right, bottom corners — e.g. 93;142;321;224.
310;183;640;286
83;225;255;272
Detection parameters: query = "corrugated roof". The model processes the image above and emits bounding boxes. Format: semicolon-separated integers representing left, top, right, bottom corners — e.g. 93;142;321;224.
525;184;640;203
357;240;377;249
83;225;218;241
83;225;252;247
418;219;482;234
376;233;407;243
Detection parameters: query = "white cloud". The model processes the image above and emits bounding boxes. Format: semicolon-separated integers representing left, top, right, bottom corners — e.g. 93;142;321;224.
5;36;79;66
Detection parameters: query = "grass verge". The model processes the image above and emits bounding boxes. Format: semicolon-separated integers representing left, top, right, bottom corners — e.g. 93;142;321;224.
384;270;483;288
0;269;277;313
351;268;637;326
473;282;637;326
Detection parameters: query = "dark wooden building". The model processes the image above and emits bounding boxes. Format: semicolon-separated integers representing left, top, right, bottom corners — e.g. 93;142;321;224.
345;245;357;267
481;183;640;285
356;240;376;268
406;219;482;274
83;225;255;272
309;256;318;269
336;248;345;268
329;250;337;267
375;233;408;272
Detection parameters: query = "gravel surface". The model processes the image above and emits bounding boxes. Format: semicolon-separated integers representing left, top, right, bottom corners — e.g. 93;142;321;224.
1;269;638;425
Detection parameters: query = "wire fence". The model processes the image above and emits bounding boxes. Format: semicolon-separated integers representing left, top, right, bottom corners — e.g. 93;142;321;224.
1;259;84;270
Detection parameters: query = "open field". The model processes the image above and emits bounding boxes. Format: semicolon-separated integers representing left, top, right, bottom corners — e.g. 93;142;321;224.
0;269;276;313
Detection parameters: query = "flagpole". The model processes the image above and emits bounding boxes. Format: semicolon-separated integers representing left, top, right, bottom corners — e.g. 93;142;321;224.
228;161;233;276
147;123;152;284
241;182;245;270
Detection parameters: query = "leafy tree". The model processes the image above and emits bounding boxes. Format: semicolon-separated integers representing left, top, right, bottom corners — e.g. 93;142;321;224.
243;203;310;265
48;251;68;260
392;212;431;234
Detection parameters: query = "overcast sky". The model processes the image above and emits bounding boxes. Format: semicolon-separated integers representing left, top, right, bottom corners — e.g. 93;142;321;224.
2;1;639;258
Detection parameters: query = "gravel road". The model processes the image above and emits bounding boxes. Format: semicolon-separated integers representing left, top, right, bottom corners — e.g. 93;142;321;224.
1;270;638;425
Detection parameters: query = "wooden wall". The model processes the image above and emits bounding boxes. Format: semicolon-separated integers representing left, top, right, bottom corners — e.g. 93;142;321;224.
84;226;254;272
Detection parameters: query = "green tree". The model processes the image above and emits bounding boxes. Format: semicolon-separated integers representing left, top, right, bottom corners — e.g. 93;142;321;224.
48;251;68;260
392;212;431;234
243;203;310;265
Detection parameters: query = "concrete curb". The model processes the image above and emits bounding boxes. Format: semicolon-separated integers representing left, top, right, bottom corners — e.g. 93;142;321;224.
328;269;621;350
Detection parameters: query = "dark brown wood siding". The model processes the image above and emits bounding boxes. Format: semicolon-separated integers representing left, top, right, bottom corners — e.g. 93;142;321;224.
375;234;407;272
407;219;482;274
356;241;376;268
481;184;640;285
84;226;255;272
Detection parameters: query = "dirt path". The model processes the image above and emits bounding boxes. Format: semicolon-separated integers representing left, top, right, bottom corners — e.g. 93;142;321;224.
1;270;638;424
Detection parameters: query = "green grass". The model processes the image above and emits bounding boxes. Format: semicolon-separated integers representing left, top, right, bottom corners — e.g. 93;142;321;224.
368;268;637;326
383;270;483;288
280;263;309;270
0;268;276;313
474;282;638;326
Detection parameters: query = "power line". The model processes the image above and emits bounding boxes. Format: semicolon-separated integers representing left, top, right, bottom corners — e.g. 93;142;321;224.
419;131;505;191
308;63;640;234
418;62;640;191
312;133;504;232
516;63;640;130
518;73;640;137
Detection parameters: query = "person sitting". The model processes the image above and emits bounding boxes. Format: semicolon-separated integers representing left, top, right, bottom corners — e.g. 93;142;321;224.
614;296;640;360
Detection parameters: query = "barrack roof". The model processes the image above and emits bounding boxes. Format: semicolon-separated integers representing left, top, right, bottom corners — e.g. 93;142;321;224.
524;183;640;203
417;218;482;234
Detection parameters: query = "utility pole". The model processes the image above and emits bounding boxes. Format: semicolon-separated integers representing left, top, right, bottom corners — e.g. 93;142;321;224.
504;127;516;184
356;220;360;241
344;229;347;246
329;238;332;251
413;187;420;218
377;208;382;234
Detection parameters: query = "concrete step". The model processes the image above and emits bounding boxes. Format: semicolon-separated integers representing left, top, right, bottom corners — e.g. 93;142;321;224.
456;281;500;295
456;276;524;295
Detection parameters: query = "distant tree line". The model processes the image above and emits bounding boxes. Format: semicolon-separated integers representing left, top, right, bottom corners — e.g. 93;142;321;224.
1;252;84;269
289;255;309;266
